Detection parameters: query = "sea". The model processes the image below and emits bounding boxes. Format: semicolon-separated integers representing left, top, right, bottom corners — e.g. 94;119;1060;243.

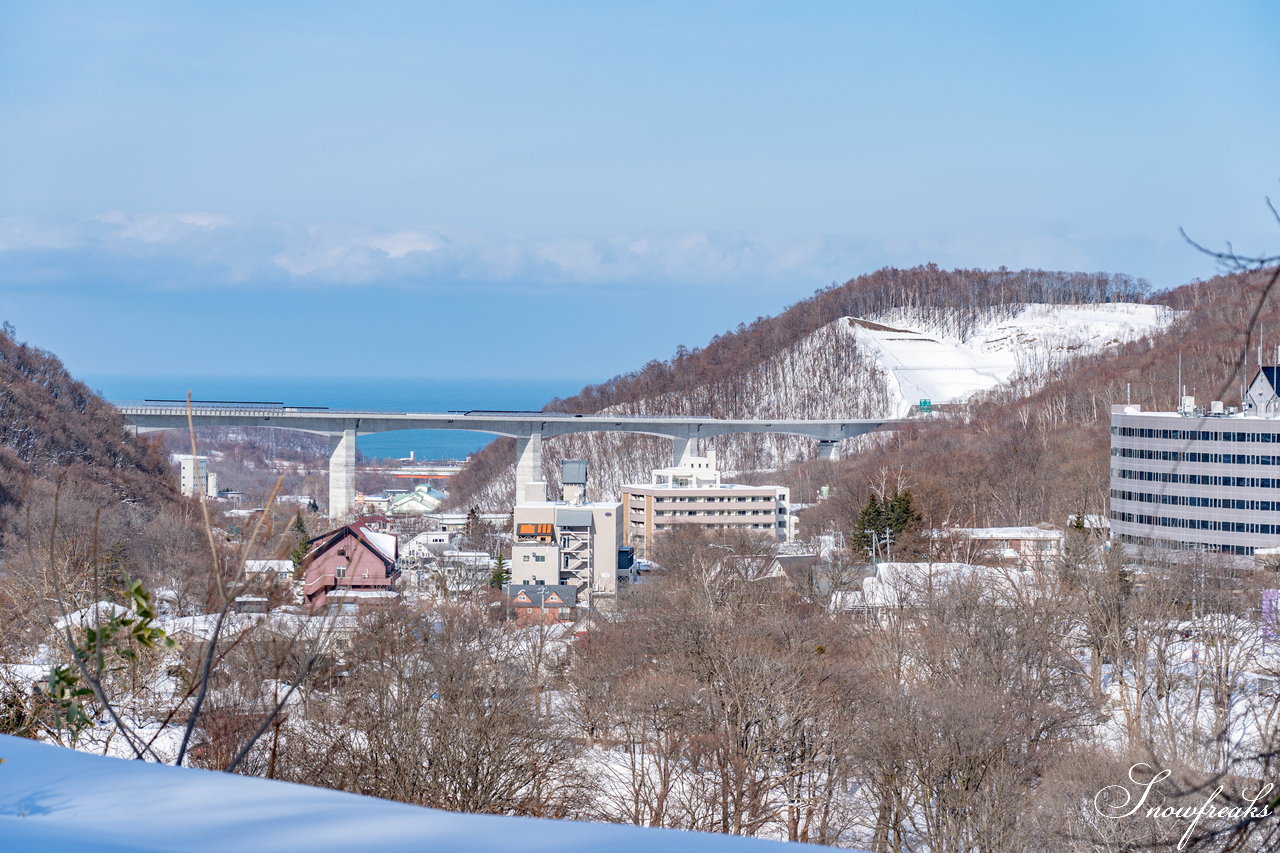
83;375;596;462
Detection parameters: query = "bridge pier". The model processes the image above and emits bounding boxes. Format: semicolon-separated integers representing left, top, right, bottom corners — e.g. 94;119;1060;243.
515;432;546;503
328;429;357;518
817;439;842;461
670;435;698;467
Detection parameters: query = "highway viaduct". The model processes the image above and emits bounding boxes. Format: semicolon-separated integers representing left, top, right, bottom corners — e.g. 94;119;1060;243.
115;403;907;516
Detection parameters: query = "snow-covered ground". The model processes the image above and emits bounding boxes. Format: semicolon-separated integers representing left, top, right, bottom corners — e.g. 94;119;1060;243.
849;303;1178;417
0;735;832;853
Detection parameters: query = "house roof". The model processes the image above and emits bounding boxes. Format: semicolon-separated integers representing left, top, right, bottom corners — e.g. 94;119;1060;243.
54;601;133;632
505;584;578;608
928;525;1063;540
306;523;397;568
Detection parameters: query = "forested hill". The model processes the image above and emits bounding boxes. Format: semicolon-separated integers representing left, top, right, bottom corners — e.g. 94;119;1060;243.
0;324;177;532
548;265;1150;413
445;266;1159;511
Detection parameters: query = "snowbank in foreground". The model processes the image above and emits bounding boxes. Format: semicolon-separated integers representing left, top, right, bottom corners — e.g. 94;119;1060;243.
0;735;829;853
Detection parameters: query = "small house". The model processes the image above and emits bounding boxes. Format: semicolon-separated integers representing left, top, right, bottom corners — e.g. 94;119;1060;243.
301;522;399;615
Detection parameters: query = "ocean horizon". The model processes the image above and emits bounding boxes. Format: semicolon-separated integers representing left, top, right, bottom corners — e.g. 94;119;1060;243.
85;374;599;462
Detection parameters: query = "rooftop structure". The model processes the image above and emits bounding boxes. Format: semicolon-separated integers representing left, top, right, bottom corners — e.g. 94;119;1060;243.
926;525;1064;569
504;583;579;625
387;484;447;516
244;560;294;576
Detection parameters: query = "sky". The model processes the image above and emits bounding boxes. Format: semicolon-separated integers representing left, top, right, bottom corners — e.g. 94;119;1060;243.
0;1;1277;383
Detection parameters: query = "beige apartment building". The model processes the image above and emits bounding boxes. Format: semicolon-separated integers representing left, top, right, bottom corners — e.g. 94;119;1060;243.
620;451;791;558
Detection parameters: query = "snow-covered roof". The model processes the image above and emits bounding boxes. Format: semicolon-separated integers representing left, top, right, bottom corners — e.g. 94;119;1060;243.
245;559;293;573
161;611;322;643
53;601;132;632
930;526;1063;540
360;528;397;562
863;561;1027;608
0;663;48;687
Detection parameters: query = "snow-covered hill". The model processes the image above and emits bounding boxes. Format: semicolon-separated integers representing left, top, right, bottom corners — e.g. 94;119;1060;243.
0;735;830;853
455;302;1179;509
849;302;1177;417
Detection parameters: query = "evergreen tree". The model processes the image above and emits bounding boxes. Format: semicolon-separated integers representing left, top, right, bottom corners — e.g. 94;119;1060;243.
490;554;510;590
288;512;311;568
1070;507;1087;532
885;491;921;536
853;490;922;559
853;494;886;555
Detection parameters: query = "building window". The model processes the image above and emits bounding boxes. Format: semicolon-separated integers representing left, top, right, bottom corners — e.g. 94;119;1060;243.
335;565;347;578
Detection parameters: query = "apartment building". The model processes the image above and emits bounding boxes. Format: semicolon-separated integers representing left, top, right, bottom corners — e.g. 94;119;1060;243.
620;451;791;558
510;460;628;610
173;454;218;499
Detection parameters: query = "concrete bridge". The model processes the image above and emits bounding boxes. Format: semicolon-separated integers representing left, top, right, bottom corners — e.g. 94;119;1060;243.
115;402;906;515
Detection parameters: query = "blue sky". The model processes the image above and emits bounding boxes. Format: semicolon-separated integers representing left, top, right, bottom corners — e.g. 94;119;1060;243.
1;1;1277;381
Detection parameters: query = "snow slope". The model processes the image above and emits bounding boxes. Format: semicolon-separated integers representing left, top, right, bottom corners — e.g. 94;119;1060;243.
0;735;829;853
849;303;1177;417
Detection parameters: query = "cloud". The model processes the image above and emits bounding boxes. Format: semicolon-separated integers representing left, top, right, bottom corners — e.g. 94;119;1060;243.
0;211;1184;292
0;212;871;289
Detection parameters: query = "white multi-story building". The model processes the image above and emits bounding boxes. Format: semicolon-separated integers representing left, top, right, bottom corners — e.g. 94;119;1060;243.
620;450;791;558
1110;367;1280;555
173;454;218;499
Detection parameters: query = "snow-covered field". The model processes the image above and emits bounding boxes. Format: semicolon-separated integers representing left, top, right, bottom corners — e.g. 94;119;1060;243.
849;303;1178;416
0;735;829;853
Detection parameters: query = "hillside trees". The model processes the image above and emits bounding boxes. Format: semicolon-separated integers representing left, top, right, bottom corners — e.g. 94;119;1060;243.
446;266;1151;510
275;602;586;815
